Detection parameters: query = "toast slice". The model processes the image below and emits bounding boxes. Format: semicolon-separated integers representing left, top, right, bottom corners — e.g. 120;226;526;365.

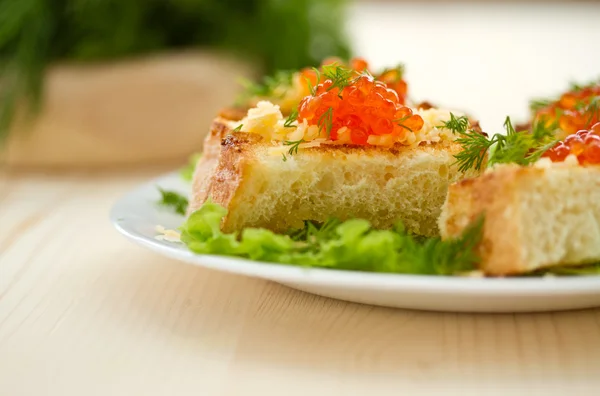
189;117;482;237
439;159;600;275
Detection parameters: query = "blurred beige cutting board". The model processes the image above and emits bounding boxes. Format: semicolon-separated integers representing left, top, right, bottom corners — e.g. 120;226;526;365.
1;52;254;169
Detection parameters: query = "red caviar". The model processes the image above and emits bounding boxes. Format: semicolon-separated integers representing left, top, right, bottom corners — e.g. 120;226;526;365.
543;122;600;165
300;57;409;105
297;72;423;145
535;84;600;136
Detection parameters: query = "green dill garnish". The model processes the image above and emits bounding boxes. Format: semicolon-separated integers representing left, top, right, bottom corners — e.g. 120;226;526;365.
569;78;600;93
305;78;316;96
283;139;305;155
303;67;320;96
321;64;354;93
311;67;321;82
440;113;491;172
401;214;484;276
286;218;342;245
282;153;287;162
570;81;585;92
440;113;470;134
284;109;299;128
444;113;558;172
585;96;600;124
237;70;294;104
232;124;243;132
530;78;600;115
317;107;334;137
490;117;557;166
529;98;552;112
157;188;188;215
453;130;495;172
393;115;413;132
378;64;405;82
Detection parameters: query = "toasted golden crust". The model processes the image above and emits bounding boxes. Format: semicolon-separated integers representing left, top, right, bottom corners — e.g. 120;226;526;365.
440;166;529;274
188;121;260;216
440;164;600;275
190;118;481;235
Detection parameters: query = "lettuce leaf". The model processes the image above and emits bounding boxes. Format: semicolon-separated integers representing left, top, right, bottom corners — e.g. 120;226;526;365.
179;201;485;275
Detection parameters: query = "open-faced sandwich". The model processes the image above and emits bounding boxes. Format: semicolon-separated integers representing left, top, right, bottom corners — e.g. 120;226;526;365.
440;80;600;275
188;58;483;238
159;60;600;277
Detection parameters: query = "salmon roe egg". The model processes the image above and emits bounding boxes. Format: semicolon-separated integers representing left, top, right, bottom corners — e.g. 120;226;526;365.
297;72;423;145
543;122;600;165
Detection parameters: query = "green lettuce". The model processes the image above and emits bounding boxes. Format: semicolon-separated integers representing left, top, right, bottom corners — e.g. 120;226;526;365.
179;201;485;275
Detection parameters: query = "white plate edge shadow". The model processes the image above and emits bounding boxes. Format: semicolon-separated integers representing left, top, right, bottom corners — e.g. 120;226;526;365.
110;171;600;313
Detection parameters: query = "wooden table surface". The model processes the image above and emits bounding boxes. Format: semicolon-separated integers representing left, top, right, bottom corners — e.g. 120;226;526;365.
2;169;600;395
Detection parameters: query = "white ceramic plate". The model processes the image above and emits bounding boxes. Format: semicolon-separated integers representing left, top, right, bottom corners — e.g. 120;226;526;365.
111;172;600;313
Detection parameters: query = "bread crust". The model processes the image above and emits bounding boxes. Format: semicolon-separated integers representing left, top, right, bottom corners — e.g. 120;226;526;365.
188;121;261;218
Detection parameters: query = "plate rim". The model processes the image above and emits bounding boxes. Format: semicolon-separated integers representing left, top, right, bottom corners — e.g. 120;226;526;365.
110;171;600;296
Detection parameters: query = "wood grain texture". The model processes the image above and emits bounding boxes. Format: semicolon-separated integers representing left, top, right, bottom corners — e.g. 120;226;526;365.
2;170;600;396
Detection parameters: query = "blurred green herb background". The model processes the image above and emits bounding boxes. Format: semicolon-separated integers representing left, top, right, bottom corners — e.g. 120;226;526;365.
0;0;350;140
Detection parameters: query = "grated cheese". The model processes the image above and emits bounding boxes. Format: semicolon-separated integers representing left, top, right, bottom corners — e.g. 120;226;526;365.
232;101;465;149
155;225;182;243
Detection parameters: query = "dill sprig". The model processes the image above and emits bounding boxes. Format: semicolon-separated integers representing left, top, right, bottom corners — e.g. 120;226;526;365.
584;96;600;124
283;139;305;155
441;112;469;134
238;70;295;103
454;131;496;173
231;124;243;132
440;113;492;172
317;107;334;137
378;64;405;82
321;64;355;93
530;78;600;114
529;98;553;112
305;67;320;96
284;109;298;128
490;117;557;166
157;188;188;215
287;218;342;247
569;78;600;93
393;115;413;132
402;214;484;276
443;113;558;172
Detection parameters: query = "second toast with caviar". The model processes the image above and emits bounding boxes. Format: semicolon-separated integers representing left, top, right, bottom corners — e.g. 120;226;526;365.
189;59;485;237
